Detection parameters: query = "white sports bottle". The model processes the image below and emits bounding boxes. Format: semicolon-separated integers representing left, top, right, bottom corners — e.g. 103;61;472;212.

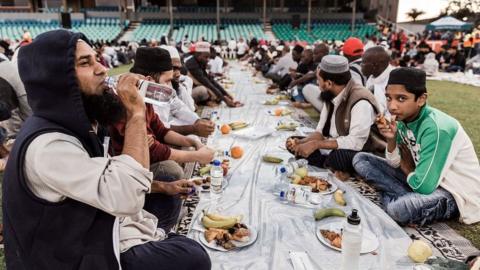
341;209;362;270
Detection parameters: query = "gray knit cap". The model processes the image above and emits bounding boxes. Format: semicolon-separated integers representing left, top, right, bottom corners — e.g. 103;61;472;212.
319;55;349;74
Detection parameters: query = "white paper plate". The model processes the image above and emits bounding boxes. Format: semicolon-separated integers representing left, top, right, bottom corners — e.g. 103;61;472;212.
199;226;258;252
306;172;338;195
232;126;276;140
315;219;379;254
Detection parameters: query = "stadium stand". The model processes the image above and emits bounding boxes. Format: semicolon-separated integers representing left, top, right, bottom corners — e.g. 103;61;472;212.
131;19;170;42
272;19;376;43
0;18;125;42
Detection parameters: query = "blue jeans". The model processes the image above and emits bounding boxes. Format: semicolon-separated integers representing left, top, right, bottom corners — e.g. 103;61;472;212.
352;153;459;226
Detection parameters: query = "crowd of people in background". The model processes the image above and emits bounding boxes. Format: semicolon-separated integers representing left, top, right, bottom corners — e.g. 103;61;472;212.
0;19;480;269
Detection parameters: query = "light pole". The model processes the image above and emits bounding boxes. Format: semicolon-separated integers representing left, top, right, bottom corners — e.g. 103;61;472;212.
307;0;312;33
351;0;356;35
217;0;221;41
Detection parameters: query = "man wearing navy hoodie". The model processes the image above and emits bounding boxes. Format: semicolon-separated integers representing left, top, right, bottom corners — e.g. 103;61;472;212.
2;30;211;270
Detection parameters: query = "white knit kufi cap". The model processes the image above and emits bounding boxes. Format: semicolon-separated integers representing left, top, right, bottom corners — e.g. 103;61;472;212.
160;45;180;59
319;55;349;74
195;41;211;53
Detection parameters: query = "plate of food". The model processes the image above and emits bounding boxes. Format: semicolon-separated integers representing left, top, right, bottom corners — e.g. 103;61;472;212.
198;212;258;251
190;175;229;192
316;220;379;254
291;172;337;195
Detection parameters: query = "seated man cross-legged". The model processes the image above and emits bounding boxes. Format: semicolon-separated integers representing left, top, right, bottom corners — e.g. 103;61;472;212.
287;55;385;179
353;67;480;226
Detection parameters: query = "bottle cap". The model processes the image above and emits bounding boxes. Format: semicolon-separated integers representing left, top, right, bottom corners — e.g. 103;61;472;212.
213;160;221;166
347;209;361;225
280;167;287;174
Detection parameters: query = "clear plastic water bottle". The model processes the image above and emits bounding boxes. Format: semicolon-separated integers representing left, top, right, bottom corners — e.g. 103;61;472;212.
210;160;224;200
285;158;308;176
341;209;362;270
104;76;176;106
277;166;290;203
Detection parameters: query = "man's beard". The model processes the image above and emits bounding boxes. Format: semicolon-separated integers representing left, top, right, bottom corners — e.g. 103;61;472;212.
81;89;126;126
319;89;335;102
171;79;180;92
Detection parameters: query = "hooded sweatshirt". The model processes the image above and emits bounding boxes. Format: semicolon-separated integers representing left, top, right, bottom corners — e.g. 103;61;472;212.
3;30;120;269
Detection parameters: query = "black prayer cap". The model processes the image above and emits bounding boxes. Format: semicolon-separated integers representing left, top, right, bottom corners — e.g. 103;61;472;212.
388;67;427;94
130;47;172;75
293;45;304;54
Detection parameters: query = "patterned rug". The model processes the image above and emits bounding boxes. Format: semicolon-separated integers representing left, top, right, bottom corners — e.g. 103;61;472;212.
175;104;479;262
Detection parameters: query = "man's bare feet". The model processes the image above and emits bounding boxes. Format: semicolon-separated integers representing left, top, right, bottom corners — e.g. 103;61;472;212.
206;100;219;107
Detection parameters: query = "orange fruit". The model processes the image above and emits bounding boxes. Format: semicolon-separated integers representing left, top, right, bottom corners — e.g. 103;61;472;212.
230;146;244;159
220;124;231;134
274;108;283;116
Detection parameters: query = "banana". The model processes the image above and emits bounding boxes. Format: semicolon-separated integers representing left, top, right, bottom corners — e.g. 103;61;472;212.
201;215;238;229
199;165;211;176
263;155;283;163
276;123;298;131
334;190;347;206
314;208;346;221
230;123;249;130
264;99;279;105
206;213;243;223
228;121;246;126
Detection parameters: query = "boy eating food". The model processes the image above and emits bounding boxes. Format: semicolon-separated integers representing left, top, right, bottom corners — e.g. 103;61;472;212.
353;67;480;226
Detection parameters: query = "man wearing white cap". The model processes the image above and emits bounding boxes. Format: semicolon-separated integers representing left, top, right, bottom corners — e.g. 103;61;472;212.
185;41;243;107
149;45;214;137
287;55;385;179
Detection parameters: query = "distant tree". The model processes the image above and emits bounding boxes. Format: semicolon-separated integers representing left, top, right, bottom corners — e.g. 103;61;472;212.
406;8;426;22
442;0;480;21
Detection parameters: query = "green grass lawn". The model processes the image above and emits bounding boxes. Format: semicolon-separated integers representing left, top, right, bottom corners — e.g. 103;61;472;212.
0;72;478;268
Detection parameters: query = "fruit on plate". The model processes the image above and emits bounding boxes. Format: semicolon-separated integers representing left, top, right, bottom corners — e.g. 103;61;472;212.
202;215;238;229
205;212;243;223
407;240;433;263
334;190;347;206
230;146;244;159
314;208;346;221
228;121;249;130
220;124;231;134
320;229;342;249
294;167;308;178
262;155;283;163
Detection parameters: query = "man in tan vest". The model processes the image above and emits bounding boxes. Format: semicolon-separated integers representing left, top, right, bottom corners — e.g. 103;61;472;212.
287;55;385;179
